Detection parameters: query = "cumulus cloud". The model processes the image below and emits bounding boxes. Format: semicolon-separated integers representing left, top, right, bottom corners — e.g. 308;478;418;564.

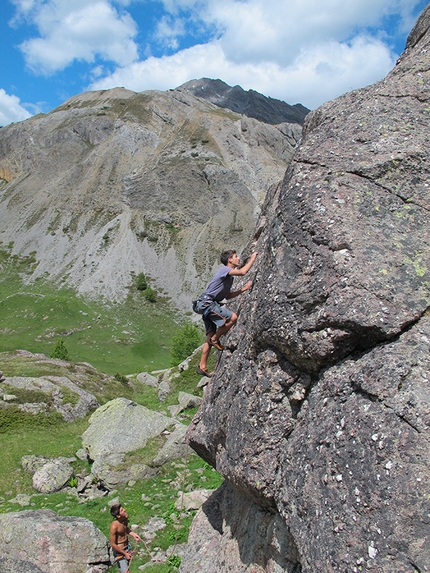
0;89;32;126
3;0;426;126
14;0;139;74
89;32;397;109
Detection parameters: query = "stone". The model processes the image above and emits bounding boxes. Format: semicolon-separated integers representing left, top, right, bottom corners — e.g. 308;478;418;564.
32;460;74;493
186;5;430;572
82;398;176;486
152;424;188;467
82;398;173;460
0;509;111;573
158;380;171;402
175;488;214;511
178;392;202;410
179;481;300;573
4;375;99;421
137;372;159;387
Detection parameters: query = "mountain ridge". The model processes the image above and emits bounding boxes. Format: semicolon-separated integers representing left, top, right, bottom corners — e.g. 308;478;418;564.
0;85;301;309
177;78;310;125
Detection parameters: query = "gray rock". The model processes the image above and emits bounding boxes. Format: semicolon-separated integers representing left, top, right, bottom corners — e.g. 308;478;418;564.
82;398;173;460
137;372;159;387
5;375;99;421
179;481;300;573
178;392;202;410
187;6;430;573
175;488;214;511
82;397;175;486
152;424;188;467
32;460;74;493
0;509;110;573
9;493;32;507
158;380;171;402
75;448;89;461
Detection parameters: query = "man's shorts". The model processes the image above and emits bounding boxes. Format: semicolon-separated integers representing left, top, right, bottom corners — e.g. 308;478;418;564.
113;547;131;573
203;301;233;334
115;556;130;573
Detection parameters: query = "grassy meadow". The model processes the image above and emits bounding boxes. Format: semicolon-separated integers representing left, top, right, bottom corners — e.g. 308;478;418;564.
0;245;201;374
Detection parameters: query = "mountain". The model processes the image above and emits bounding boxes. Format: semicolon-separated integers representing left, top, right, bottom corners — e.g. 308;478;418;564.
177;78;310;125
0;87;301;309
184;5;430;572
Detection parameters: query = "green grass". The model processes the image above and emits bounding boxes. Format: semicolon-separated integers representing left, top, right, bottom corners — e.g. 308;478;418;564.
0;381;223;573
0;246;207;375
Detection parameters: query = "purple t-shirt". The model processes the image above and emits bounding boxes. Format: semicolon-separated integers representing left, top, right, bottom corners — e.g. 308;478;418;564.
204;266;234;302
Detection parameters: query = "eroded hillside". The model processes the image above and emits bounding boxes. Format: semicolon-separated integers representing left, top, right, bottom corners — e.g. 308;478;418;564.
0;87;301;308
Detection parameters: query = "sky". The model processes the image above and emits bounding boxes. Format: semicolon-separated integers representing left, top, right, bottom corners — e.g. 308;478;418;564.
1;0;428;126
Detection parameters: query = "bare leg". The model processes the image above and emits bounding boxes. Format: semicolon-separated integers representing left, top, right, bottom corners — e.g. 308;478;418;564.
199;331;215;372
211;312;237;344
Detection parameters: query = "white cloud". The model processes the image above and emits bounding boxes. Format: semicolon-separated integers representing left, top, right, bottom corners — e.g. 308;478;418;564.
89;31;396;109
15;0;139;74
87;0;424;109
0;89;32;126
5;0;426;124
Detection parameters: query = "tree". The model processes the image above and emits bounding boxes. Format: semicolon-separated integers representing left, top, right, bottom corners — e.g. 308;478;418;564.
50;339;70;361
136;272;148;291
170;323;201;366
144;287;156;302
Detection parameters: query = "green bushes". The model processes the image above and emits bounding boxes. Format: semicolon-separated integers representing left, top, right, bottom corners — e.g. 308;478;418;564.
136;272;157;302
50;339;70;361
136;272;148;291
170;323;201;366
144;287;156;302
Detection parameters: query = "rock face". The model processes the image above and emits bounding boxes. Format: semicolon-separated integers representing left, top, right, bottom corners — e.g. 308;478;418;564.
0;86;301;309
0;509;110;573
180;481;300;572
186;6;430;573
177;78;310;125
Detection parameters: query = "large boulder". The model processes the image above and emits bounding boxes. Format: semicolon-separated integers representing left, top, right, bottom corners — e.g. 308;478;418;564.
32;460;74;494
81;397;186;486
82;397;173;460
186;5;430;573
0;509;110;573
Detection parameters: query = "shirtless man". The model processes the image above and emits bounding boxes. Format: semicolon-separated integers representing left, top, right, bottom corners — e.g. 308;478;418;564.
109;503;142;573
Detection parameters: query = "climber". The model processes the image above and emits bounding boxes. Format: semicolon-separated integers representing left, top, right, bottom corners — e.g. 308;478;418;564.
195;249;257;377
109;503;142;573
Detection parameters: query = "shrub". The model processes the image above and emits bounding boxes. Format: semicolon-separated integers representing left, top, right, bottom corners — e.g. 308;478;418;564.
50;339;70;361
144;287;156;302
136;272;148;291
170;323;201;366
114;372;129;385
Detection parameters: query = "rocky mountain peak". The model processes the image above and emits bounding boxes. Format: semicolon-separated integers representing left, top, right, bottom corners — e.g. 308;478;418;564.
177;78;310;125
0;85;301;307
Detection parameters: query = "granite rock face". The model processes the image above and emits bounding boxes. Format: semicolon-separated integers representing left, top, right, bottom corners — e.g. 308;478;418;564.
187;5;430;573
0;509;110;573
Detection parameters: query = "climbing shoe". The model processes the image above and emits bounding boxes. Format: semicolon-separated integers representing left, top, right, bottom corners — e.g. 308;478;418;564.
209;338;224;351
196;367;211;378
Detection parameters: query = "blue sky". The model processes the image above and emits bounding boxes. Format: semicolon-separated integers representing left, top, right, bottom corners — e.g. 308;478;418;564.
1;0;428;126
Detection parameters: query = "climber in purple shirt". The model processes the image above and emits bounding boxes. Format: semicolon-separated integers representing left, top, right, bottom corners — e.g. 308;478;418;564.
196;249;258;377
